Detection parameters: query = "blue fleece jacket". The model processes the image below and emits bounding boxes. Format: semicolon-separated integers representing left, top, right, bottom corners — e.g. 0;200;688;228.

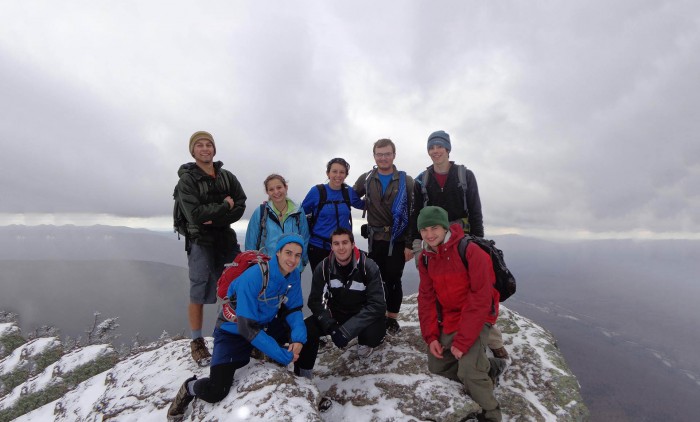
244;199;310;271
301;184;364;249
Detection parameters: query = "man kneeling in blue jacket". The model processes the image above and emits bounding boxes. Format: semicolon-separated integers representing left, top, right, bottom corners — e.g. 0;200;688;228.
168;234;307;421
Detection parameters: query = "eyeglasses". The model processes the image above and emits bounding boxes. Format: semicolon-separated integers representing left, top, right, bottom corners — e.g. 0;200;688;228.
374;152;394;158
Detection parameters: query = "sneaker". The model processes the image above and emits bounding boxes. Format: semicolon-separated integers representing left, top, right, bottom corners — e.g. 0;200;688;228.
190;337;211;367
386;317;401;335
318;396;333;413
488;357;508;387
167;375;196;421
490;346;509;359
356;344;374;358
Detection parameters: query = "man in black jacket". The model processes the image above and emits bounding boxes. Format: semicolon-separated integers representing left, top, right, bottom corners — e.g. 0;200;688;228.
175;130;247;366
294;228;386;379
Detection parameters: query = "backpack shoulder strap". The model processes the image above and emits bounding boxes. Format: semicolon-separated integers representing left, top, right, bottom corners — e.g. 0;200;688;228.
456;164;468;213
256;203;268;250
341;183;351;207
420;168;430;208
309;184;327;232
256;259;271;297
362;169;376;218
457;236;470;269
219;168;232;195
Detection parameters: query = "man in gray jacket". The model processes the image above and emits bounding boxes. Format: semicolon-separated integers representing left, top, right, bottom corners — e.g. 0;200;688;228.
353;138;414;335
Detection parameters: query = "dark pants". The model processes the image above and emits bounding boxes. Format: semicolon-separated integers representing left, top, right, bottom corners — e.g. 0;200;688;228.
294;314;385;371
307;244;331;273
193;318;290;403
368;240;406;314
187;231;241;304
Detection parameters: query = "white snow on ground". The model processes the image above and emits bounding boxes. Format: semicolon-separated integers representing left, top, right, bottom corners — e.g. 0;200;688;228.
14;302;587;421
0;344;113;410
0;337;60;376
0;323;21;337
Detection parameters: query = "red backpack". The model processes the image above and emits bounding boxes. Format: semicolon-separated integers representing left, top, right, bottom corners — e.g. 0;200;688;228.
217;251;270;322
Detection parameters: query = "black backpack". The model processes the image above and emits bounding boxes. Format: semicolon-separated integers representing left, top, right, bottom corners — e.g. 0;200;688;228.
422;235;516;302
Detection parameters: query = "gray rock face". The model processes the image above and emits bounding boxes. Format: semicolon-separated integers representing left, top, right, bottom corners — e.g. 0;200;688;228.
9;296;588;421
311;294;589;421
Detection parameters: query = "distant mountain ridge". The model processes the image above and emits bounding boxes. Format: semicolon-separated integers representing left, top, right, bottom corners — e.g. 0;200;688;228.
0;225;186;267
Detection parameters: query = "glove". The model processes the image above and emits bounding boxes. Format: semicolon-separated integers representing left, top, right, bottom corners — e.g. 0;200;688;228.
318;315;337;333
329;325;349;348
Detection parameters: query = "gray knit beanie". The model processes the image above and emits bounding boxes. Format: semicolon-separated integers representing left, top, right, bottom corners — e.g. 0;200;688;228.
427;130;451;153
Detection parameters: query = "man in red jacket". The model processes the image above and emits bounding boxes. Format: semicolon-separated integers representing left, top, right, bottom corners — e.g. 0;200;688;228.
417;206;501;422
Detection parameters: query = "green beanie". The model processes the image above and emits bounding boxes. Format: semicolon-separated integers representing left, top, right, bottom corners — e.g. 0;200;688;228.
417;206;449;230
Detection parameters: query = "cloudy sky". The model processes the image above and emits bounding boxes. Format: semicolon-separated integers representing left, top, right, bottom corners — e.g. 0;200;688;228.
1;0;698;239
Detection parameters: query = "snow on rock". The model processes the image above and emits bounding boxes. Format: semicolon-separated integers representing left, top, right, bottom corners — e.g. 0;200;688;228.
16;295;588;421
0;323;24;359
0;324;20;338
0;344;114;411
0;337;61;377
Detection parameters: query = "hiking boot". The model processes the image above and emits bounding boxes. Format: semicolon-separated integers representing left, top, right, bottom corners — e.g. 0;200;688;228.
488;357;508;387
167;375;196;421
318;396;333;413
356;344;374;358
386;317;401;335
490;346;509;359
190;337;211;367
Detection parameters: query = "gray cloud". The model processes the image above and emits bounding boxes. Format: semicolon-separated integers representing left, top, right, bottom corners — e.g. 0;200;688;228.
1;0;698;237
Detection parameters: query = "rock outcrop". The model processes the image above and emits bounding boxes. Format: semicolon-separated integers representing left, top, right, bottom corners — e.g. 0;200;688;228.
5;296;588;421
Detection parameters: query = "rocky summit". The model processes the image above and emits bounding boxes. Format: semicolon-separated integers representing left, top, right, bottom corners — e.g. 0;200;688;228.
4;295;588;421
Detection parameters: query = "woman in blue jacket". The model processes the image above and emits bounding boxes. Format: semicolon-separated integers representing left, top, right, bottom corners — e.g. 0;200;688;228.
302;158;364;272
167;234;307;420
245;174;309;271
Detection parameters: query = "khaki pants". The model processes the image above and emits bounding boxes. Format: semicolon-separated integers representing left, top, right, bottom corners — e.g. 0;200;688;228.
428;324;502;422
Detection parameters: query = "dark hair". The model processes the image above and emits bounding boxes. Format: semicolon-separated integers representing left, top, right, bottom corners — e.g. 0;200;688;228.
330;227;354;244
263;174;288;191
373;138;396;154
326;157;350;175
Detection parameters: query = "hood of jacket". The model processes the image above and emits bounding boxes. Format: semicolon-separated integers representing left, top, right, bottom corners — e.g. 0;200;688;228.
177;161;224;179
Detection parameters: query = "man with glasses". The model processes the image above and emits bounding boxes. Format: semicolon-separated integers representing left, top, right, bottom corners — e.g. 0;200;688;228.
353;138;414;335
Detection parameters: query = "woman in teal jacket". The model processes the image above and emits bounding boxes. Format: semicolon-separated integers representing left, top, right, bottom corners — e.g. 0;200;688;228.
245;174;309;271
167;234;307;420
